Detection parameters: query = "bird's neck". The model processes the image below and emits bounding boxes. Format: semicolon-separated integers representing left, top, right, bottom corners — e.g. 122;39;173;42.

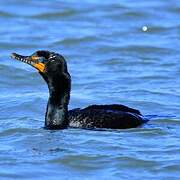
45;76;71;129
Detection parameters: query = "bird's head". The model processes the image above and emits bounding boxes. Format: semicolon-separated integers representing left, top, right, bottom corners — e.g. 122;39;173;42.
11;50;71;92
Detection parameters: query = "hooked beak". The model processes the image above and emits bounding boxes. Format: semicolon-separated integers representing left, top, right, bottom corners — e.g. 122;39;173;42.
11;53;45;73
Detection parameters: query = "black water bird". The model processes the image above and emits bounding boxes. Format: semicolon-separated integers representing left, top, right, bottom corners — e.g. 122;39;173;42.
11;50;148;130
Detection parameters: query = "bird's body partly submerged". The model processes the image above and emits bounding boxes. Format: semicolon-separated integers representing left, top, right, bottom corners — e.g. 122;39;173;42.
69;104;147;129
11;50;148;130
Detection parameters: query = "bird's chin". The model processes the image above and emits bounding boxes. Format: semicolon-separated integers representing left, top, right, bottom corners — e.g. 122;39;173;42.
11;52;45;73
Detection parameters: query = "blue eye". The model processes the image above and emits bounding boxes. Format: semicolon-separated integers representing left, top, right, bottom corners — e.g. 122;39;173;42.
39;57;45;63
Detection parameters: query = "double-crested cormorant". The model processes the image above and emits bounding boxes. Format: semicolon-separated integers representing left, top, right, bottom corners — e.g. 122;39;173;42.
11;50;148;130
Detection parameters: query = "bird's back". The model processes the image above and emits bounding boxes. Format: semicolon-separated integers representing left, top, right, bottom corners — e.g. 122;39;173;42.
68;104;148;129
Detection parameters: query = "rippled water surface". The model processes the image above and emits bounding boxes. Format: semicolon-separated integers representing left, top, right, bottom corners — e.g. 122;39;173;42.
0;0;180;179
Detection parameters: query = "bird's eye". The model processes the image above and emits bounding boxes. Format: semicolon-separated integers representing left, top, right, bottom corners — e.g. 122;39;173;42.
39;57;45;63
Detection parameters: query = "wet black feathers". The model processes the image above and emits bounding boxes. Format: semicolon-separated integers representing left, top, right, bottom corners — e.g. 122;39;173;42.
68;104;147;129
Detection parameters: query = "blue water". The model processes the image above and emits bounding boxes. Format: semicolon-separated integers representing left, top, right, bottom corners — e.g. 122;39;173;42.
0;0;180;179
